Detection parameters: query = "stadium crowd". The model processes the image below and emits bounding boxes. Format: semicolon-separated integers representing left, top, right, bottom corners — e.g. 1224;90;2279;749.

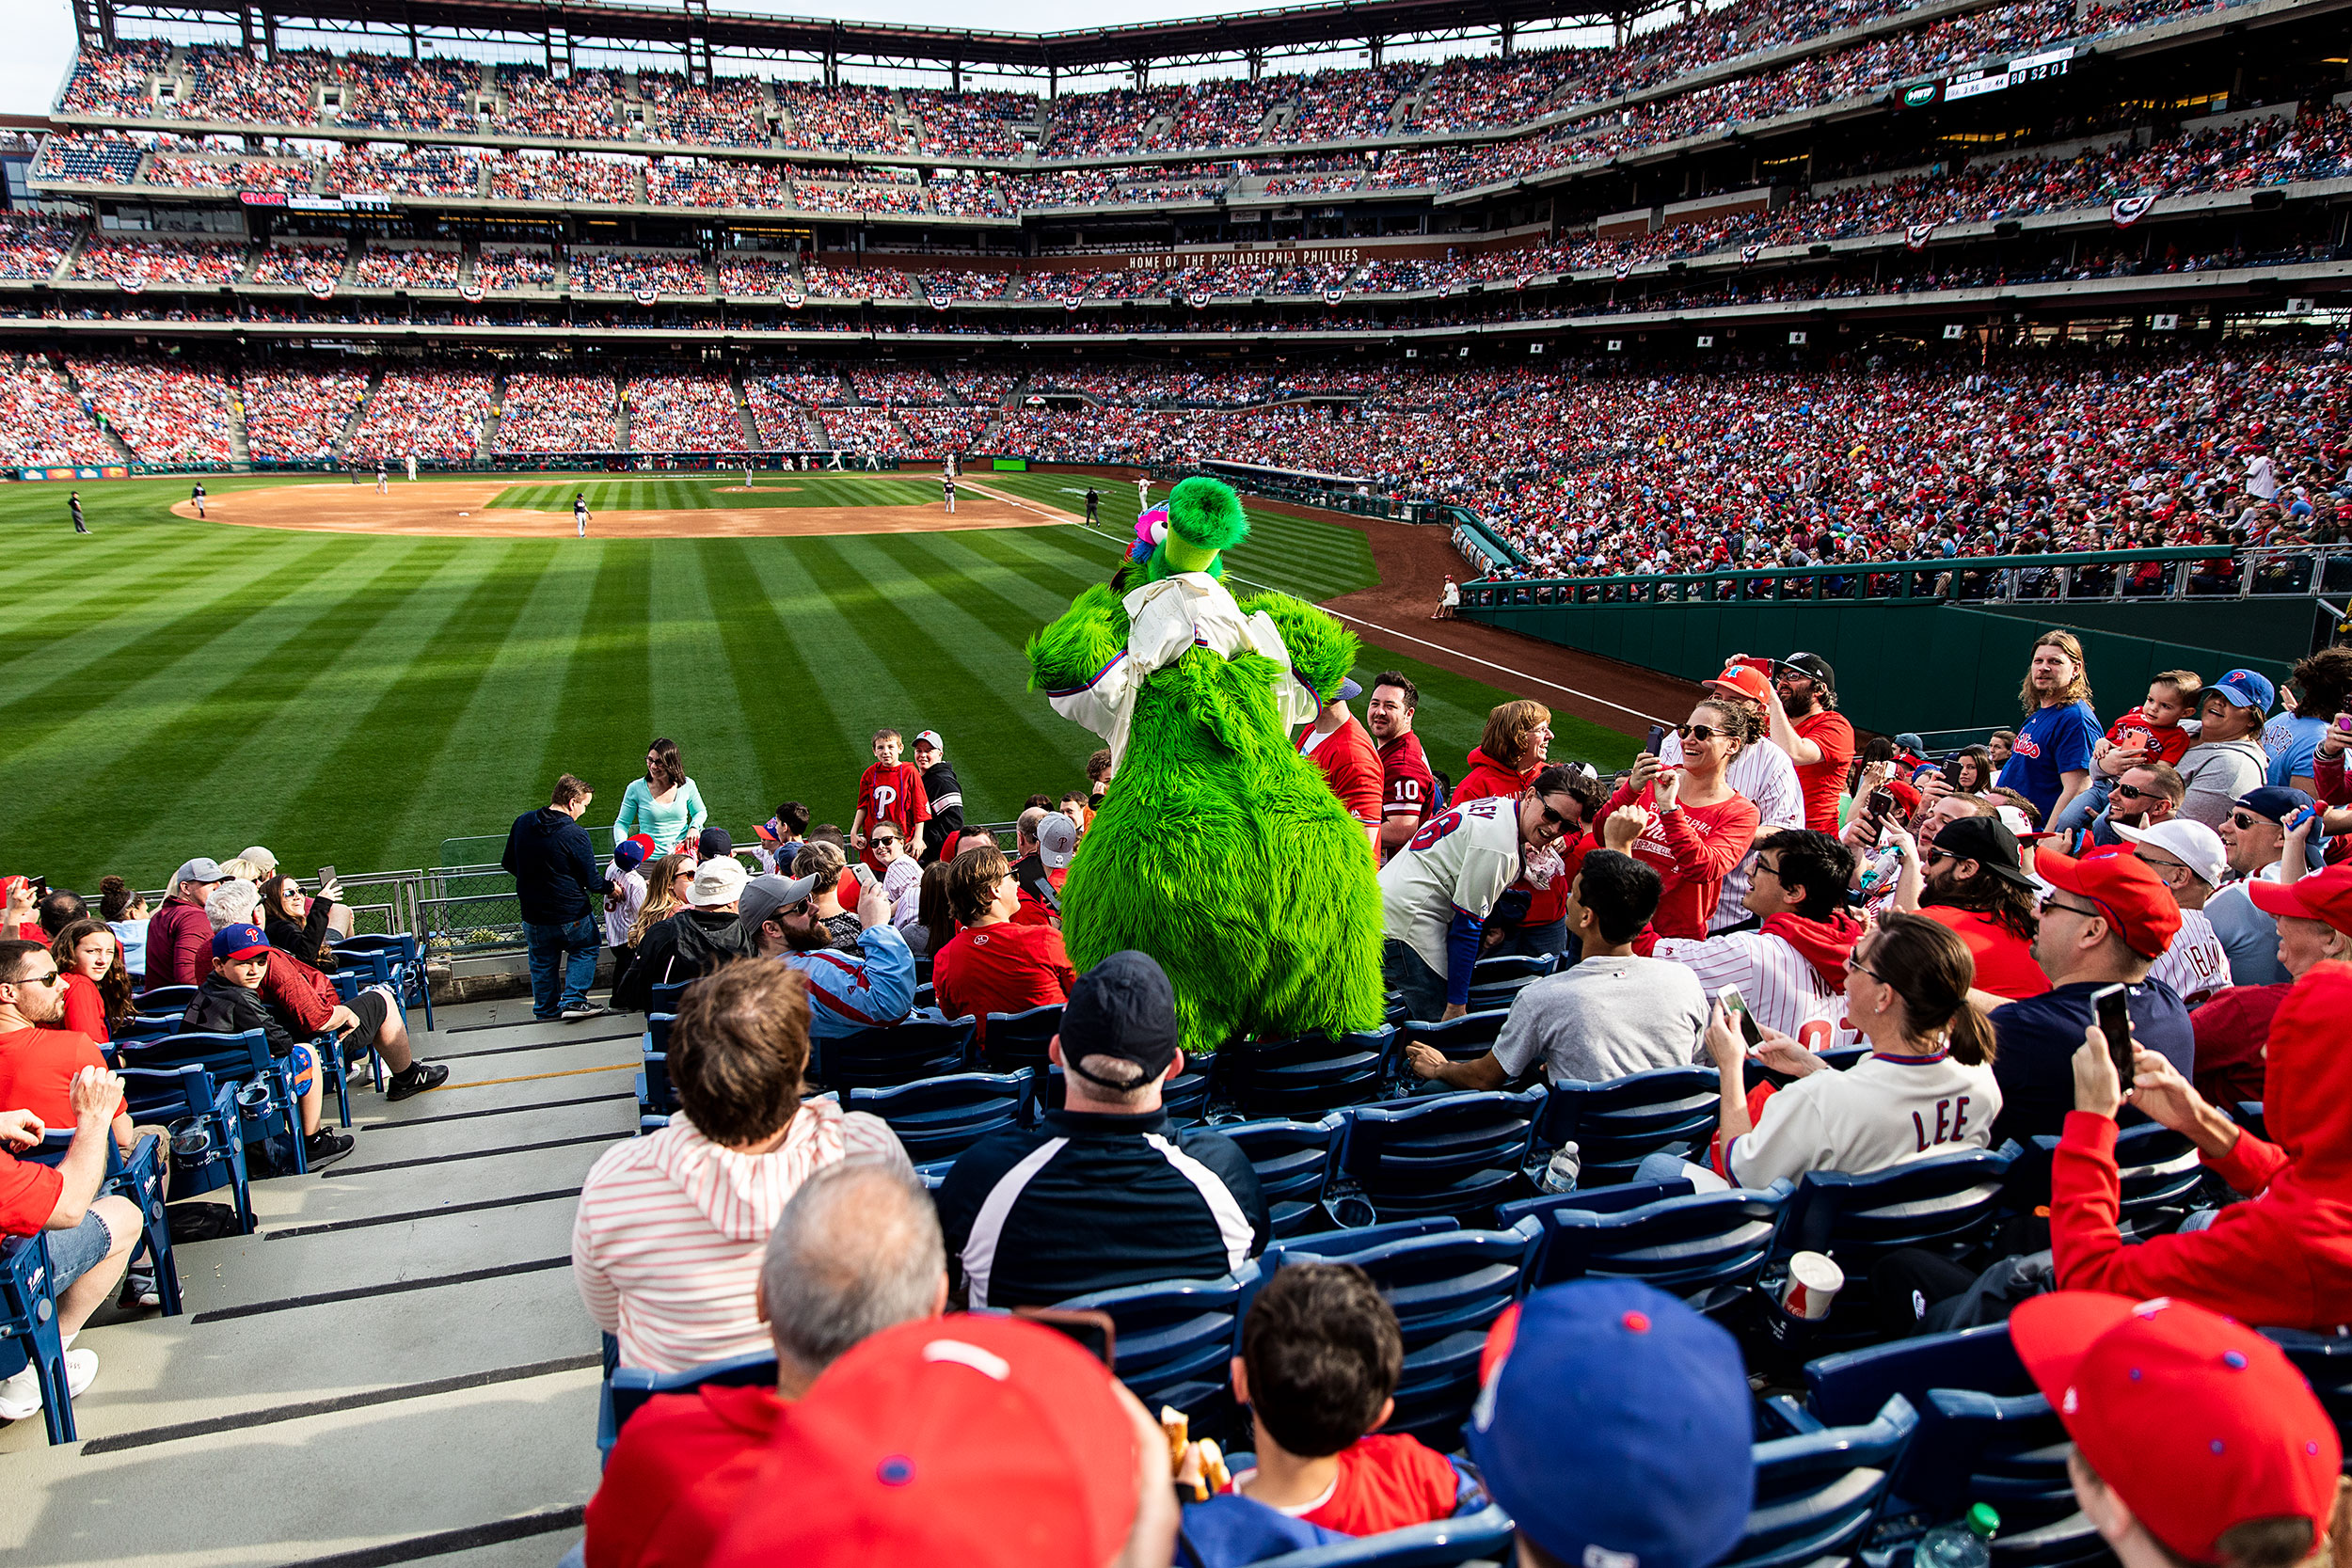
69;354;236;465
342;366;492;463
496;372;619;452
623;373;746;451
239;364;368;462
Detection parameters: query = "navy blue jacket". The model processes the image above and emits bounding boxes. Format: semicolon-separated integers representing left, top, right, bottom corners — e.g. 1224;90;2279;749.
502;806;599;925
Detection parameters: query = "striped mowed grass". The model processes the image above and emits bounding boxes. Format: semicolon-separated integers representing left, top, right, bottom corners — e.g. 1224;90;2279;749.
3;471;1632;887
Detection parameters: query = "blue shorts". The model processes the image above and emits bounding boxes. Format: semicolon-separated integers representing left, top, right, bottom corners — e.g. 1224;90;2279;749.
45;1208;117;1293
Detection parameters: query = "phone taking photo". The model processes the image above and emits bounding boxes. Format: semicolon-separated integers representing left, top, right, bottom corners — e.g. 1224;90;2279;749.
1868;786;1897;819
1719;985;1763;1048
2091;983;2135;1087
1642;723;1668;757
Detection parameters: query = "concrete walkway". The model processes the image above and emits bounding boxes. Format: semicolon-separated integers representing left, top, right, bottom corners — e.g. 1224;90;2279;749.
0;997;635;1568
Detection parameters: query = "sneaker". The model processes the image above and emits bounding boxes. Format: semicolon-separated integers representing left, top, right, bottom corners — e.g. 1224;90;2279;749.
384;1062;449;1102
303;1130;356;1170
0;1349;98;1421
561;1006;612;1022
120;1271;161;1310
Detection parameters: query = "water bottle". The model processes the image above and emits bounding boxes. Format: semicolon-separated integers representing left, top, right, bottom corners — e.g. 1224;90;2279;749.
1856;844;1903;895
1913;1505;1999;1568
1539;1141;1581;1194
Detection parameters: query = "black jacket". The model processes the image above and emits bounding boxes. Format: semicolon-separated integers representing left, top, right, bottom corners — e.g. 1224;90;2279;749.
934;1108;1269;1309
183;974;302;1060
503;806;599;924
612;908;754;1012
264;897;339;971
920;760;964;864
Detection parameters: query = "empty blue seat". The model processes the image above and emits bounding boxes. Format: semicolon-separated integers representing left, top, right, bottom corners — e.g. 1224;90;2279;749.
646;981;690;1016
1395;1010;1509;1063
1340;1086;1545;1224
1214;1027;1397;1119
1259;1218;1456;1259
1536;1066;1719;1186
850;1069;1035;1177
979;1003;1060;1073
1468;953;1559;988
813;1014;976;1090
1503;1180;1791;1303
336;930;434;1030
1802;1323;2041;1513
1719;1394;1918;1568
1270;1223;1538;1444
1056;1262;1261;1429
635;1050;677;1128
2031;1121;2204;1239
140;984;199;1012
1774;1144;2021;1272
608;1351;778;1445
1239;1504;1517;1566
0;1234;76;1444
117;1062;254;1231
1222;1115;1348;1238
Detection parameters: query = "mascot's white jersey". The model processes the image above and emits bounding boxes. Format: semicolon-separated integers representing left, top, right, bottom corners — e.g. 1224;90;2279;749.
1044;571;1315;769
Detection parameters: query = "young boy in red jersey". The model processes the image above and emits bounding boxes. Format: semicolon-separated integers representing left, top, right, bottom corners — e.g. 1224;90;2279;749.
850;729;930;877
2058;670;2204;837
1218;1262;1481;1535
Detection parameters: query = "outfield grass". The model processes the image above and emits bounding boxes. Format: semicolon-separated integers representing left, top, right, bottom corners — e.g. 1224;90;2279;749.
2;469;1633;888
489;474;932;512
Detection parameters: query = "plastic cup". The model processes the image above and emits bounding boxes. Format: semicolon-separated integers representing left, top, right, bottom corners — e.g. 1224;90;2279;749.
1782;1251;1845;1320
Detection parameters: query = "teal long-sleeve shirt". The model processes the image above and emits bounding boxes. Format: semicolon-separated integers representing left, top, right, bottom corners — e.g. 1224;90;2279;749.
612;777;707;853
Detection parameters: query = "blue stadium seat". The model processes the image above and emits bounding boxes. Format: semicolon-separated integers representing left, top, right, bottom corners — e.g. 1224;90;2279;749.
26;1128;182;1317
0;1233;76;1444
335;931;435;1031
1720;1394;1918;1568
1536;1066;1720;1186
2232;1101;2268;1143
1801;1325;2051;1517
1773;1144;2021;1271
850;1069;1035;1178
1040;1063;1209;1127
117;1062;254;1232
1338;1086;1546;1224
812;1014;977;1090
1256;1218;1456;1259
1236;1504;1517;1566
1394;1010;1510;1063
119;1029;309;1175
1055;1262;1262;1430
1221;1115;1348;1238
1468;953;1559;988
645;1012;675;1058
607;1351;778;1445
326;970;386;1096
1268;1222;1538;1443
979;1004;1060;1073
116;1012;182;1044
634;1049;675;1130
1502;1180;1791;1304
140;984;199;1013
1212;1027;1397;1119
2031;1121;2204;1240
647;981;690;1016
2262;1329;2352;1464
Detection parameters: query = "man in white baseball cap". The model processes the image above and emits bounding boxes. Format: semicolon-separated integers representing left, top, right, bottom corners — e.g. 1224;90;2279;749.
611;855;753;1011
2111;817;2231;1006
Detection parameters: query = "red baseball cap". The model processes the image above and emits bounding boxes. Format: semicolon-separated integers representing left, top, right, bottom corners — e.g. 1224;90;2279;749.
1705;664;1773;705
2249;861;2352;939
2036;847;2182;959
706;1315;1141;1568
2012;1292;2341;1562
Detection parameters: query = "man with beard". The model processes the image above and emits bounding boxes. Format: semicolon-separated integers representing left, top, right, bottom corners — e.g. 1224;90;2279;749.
910;731;963;866
1758;652;1853;832
1997;631;2103;828
1366;673;1438;865
2074;762;2183;853
740;872;915;1039
1912;815;2049;1002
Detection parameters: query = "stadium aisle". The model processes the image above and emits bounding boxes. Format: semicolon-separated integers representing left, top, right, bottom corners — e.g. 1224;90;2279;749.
0;998;634;1567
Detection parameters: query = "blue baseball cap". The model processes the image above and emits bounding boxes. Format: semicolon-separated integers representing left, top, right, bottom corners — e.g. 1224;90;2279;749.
2234;785;2314;825
2210;669;2277;714
1467;1281;1754;1568
211;923;270;961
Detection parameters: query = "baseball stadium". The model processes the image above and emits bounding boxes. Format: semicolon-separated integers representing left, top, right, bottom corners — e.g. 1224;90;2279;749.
2;0;2350;1558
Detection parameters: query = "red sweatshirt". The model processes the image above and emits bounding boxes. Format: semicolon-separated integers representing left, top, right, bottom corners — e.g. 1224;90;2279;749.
1598;780;1759;942
2050;961;2352;1330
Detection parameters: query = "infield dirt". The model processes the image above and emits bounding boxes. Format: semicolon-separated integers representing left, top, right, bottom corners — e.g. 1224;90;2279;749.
175;479;1075;538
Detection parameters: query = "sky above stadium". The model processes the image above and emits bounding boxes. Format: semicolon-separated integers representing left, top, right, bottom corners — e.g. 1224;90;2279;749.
2;0;1619;115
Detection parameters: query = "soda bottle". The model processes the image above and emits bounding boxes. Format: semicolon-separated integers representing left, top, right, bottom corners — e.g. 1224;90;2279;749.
1913;1504;1999;1568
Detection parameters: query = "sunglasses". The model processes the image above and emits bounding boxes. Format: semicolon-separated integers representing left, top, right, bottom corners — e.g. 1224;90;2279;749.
1922;848;1952;865
7;970;62;990
1677;723;1730;741
2112;782;2157;800
1842;950;1881;981
1535;800;1581;830
2228;812;2273;831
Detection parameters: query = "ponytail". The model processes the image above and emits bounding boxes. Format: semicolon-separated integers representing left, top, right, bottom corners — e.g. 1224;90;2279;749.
1946;999;1996;1068
1868;913;1998;1066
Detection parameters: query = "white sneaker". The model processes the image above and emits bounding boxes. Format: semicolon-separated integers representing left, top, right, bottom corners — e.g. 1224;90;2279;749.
0;1348;96;1421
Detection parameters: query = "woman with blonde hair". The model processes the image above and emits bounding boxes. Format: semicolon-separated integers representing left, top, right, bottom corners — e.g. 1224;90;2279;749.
627;854;690;949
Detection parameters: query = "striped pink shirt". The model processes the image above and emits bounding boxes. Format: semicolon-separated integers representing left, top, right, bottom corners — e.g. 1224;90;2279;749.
572;1098;908;1373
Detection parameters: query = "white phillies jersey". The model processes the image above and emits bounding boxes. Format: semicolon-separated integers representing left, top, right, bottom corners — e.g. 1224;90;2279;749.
1378;796;1523;982
1726;1050;2001;1189
2147;906;2230;1006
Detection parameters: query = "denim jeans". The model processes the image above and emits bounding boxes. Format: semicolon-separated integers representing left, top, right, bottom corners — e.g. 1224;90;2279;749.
1382;939;1450;1022
525;915;599;1018
2048;776;2113;837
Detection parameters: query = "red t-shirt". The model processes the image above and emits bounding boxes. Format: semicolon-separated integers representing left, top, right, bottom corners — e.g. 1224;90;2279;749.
1602;781;1759;942
59;972;110;1044
1792;710;1856;832
2101;708;2193;768
1012;865;1067;927
1226;1434;1463;1538
931;922;1076;1023
856;762;931;835
0;1150;61;1239
585;1385;787;1568
1377;733;1439;860
0;1025;123;1126
1919;906;2050;1001
1298;717;1385;833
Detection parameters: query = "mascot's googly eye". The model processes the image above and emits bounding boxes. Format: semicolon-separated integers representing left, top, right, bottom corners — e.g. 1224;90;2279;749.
1148;520;1168;545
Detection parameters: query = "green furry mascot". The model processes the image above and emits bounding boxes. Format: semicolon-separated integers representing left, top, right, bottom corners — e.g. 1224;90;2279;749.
1027;476;1384;1056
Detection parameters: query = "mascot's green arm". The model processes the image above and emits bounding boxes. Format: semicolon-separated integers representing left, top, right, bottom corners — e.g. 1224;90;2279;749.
1026;581;1130;697
1237;592;1359;703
